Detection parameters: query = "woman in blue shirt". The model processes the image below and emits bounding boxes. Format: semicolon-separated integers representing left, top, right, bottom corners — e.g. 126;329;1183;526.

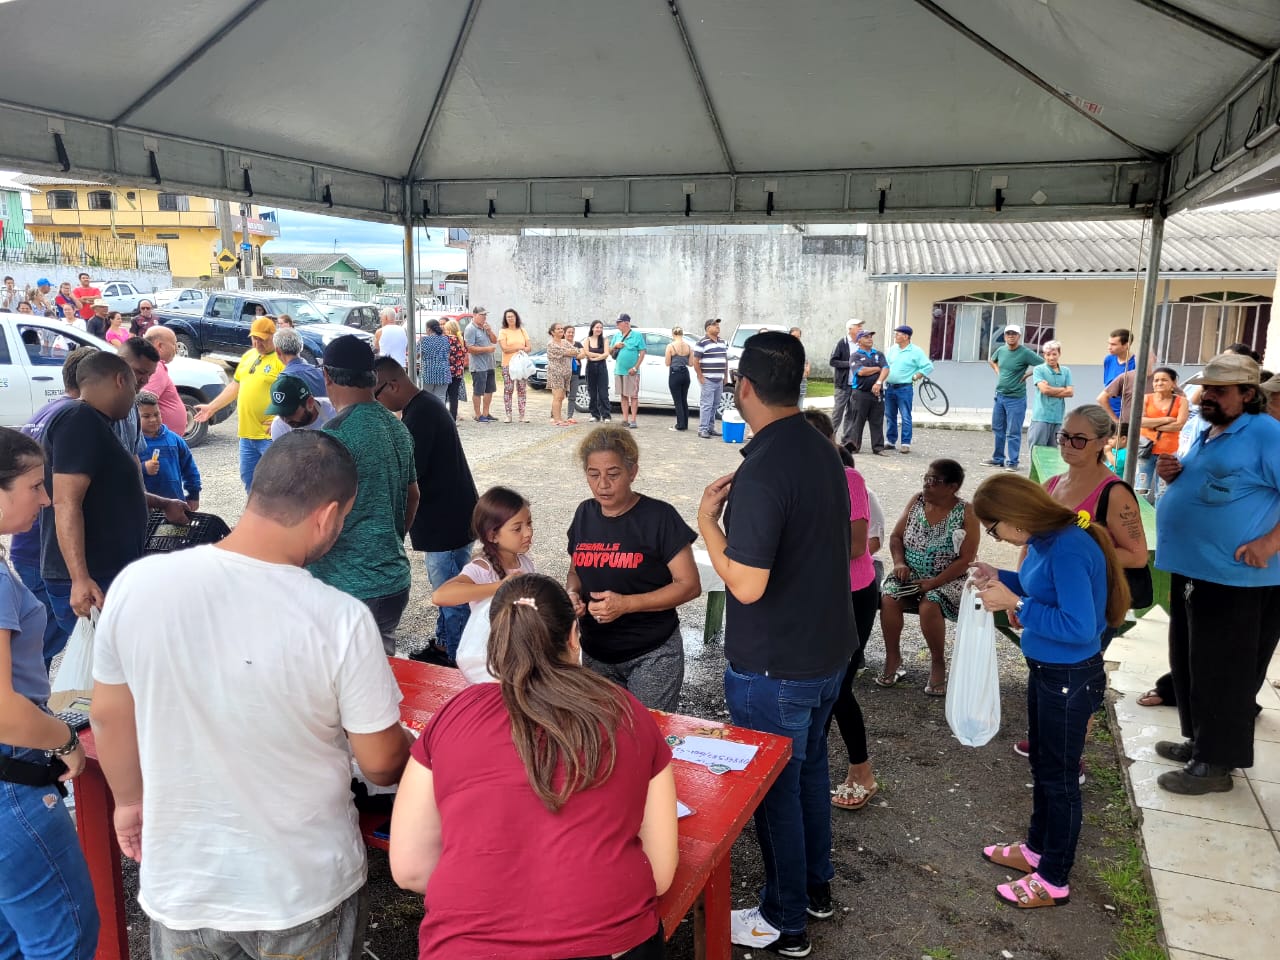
969;473;1129;910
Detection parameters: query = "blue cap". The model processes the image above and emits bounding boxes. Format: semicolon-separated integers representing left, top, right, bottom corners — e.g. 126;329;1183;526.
36;278;50;287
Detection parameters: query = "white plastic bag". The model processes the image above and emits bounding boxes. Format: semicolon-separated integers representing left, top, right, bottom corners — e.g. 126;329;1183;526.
51;607;98;694
945;583;1001;747
508;351;534;381
454;599;497;684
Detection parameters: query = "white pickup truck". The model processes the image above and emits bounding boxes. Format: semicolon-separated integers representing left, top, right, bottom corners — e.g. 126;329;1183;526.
0;314;232;447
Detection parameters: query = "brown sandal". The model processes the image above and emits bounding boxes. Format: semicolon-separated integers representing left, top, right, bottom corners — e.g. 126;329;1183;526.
996;873;1069;909
983;842;1034;873
1137;689;1164;707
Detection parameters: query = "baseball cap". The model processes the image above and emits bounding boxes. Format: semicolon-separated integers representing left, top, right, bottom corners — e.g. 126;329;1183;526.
250;317;277;339
265;375;311;416
894;325;913;336
323;334;375;371
617;313;632;324
36;278;50;287
857;328;875;338
704;318;720;329
1184;352;1261;387
1004;324;1022;335
846;318;863;329
1259;374;1280;396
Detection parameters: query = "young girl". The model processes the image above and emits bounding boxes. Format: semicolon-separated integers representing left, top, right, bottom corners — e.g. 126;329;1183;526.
104;311;129;346
431;487;537;612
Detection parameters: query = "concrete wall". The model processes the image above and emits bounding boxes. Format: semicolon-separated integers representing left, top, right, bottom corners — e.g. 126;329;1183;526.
0;264;173;298
895;276;1275;409
468;232;879;373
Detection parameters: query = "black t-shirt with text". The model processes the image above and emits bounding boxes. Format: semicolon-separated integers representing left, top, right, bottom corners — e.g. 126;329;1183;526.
39;401;147;582
723;413;855;679
401;391;478;552
567;494;696;664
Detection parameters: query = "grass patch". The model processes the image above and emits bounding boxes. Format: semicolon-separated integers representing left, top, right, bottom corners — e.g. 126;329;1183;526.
804;378;834;398
1088;712;1167;960
923;948;956;960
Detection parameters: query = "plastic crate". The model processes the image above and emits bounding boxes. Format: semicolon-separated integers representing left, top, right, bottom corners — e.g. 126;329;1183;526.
144;510;231;554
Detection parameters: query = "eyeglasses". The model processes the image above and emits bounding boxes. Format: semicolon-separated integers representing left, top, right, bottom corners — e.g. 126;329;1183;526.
373;381;390;399
140;306;152;311
1056;431;1093;450
985;520;1001;541
922;475;944;486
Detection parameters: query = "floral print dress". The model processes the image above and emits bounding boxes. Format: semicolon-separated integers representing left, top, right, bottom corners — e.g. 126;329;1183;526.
881;494;969;621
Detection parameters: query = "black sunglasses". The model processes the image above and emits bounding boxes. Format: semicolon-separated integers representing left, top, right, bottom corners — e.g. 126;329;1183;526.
1056;431;1093;450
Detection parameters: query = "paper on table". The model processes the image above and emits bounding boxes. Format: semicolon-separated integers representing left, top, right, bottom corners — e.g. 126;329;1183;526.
671;735;758;771
677;800;694;819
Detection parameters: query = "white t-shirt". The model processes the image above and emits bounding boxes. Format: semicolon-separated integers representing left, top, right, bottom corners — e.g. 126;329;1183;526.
867;491;885;551
377;324;408;366
459;553;537;610
93;546;403;931
269;397;336;440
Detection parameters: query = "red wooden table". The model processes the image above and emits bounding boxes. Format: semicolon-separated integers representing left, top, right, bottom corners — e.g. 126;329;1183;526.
78;658;790;960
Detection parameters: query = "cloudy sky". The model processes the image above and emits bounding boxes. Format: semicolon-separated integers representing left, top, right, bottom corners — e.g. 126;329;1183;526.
273;208;466;274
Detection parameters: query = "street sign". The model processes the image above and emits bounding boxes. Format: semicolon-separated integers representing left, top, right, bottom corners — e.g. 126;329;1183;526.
217;249;238;271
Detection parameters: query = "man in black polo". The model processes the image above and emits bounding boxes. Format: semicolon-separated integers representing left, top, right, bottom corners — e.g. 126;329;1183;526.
845;328;889;455
698;331;855;958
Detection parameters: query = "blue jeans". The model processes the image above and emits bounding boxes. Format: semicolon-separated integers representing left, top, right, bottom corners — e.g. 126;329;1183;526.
724;664;841;934
991;394;1028;466
1133;453;1167;504
12;557;68;665
698;378;722;435
0;747;100;960
43;575;116;656
424;544;474;659
883;382;914;445
1025;654;1105;887
238;437;273;492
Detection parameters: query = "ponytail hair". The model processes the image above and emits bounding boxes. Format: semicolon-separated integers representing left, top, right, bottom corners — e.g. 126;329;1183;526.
487;574;630;812
471;486;528;577
972;473;1130;627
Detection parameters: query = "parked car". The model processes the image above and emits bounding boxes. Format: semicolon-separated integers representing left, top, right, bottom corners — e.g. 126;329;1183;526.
0;314;232;447
151;287;208;313
726;323;776;380
96;279;150;314
529;326;731;416
319;300;381;334
157;293;373;364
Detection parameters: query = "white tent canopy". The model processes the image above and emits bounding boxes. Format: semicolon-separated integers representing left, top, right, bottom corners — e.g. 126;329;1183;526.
0;0;1277;227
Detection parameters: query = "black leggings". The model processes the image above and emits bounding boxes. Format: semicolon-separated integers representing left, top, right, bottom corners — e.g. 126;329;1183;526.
446;376;462;420
587;362;610;419
828;579;880;765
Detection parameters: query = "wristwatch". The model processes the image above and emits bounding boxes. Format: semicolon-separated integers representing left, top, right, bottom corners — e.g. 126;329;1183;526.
1014;598;1025;616
49;724;80;757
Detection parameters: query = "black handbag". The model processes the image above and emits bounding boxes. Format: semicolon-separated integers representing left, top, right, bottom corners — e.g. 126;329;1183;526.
1096;480;1154;609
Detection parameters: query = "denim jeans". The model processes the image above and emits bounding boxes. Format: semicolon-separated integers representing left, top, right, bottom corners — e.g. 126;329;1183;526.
238;438;273;492
698;378;722;435
149;885;367;960
424;545;474;660
1133;453;1167;504
724;664;841;934
1025;654;1105;887
12;557;68;665
0;747;100;960
883;382;914;445
43;575;116;658
990;394;1028;466
364;588;410;657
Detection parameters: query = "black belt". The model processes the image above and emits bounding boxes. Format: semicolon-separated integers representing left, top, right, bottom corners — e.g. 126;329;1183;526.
0;754;68;795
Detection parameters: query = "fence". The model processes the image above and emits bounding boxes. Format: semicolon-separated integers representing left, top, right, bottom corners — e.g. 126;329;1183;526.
0;234;169;273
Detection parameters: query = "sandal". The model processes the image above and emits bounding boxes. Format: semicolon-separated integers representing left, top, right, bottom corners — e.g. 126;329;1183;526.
1137;689;1164;707
831;782;878;810
983;842;1034;873
924;682;947;697
995;873;1069;909
874;667;907;688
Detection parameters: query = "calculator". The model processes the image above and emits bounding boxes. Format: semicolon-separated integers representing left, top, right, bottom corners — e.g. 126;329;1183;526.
55;710;91;732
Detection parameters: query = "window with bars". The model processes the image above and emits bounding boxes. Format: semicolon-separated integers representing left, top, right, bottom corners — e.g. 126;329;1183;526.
157;193;189;212
46;190;77;210
1159;293;1271;366
87;190;114;210
928;293;1056;361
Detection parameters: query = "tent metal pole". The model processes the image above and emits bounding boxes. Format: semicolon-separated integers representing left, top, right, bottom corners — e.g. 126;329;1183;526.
1124;0;1269;60
406;0;482;180
667;1;736;174
403;181;417;382
1123;205;1165;488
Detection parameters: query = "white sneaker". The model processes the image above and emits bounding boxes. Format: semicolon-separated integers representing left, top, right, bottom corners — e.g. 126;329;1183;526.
731;906;781;948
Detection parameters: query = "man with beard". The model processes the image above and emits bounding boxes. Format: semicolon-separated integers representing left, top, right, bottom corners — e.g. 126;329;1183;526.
1153;352;1280;795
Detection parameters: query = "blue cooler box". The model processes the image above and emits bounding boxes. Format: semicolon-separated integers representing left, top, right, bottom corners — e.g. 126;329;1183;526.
722;418;746;443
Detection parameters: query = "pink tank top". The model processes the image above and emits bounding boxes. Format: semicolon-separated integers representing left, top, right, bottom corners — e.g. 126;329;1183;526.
1046;473;1121;524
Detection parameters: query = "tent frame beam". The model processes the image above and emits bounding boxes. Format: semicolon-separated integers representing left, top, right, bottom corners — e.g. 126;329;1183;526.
111;0;273;126
406;0;484;182
1124;0;1270;60
666;0;736;175
909;0;1161;162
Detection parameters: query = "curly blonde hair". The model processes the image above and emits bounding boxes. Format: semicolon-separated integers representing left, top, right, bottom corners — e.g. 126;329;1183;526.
577;425;639;472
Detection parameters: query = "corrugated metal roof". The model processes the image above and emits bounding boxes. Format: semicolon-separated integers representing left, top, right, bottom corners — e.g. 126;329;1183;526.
11;173;107;187
868;211;1280;278
263;253;367;274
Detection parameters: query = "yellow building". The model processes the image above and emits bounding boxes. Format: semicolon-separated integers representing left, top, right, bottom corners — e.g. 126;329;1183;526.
17;174;279;280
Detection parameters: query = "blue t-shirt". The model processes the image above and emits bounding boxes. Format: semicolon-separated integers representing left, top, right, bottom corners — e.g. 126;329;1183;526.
1;566;50;707
1156;413;1280;587
283;357;327;398
997;525;1107;664
1103;354;1135;418
1030;363;1073;424
611;330;646;376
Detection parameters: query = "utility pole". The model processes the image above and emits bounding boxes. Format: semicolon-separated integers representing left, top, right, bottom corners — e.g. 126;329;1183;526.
217;198;240;291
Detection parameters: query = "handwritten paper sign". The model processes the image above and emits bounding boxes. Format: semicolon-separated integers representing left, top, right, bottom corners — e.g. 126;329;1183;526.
671;735;758;771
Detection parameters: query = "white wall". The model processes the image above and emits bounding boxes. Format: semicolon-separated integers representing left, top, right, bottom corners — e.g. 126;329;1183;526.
468;232;879;374
0;264;173;297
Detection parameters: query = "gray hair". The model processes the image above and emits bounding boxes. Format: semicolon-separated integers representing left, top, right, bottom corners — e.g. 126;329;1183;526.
380;308;398;323
1042;340;1062;353
274;328;304;357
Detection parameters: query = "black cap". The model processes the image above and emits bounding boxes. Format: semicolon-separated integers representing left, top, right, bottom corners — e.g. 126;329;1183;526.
322;334;374;371
617;313;631;324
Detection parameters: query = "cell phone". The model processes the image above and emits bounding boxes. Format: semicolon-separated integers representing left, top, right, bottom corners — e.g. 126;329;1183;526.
373;819;392;841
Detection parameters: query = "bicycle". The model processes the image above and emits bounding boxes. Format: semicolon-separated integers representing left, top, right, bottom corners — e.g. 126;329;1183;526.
916;375;949;417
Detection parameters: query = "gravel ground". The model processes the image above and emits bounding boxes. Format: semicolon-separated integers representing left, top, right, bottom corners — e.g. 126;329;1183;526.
117;387;1141;960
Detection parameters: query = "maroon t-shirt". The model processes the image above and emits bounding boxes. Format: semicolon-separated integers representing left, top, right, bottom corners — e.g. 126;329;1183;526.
409;683;670;959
